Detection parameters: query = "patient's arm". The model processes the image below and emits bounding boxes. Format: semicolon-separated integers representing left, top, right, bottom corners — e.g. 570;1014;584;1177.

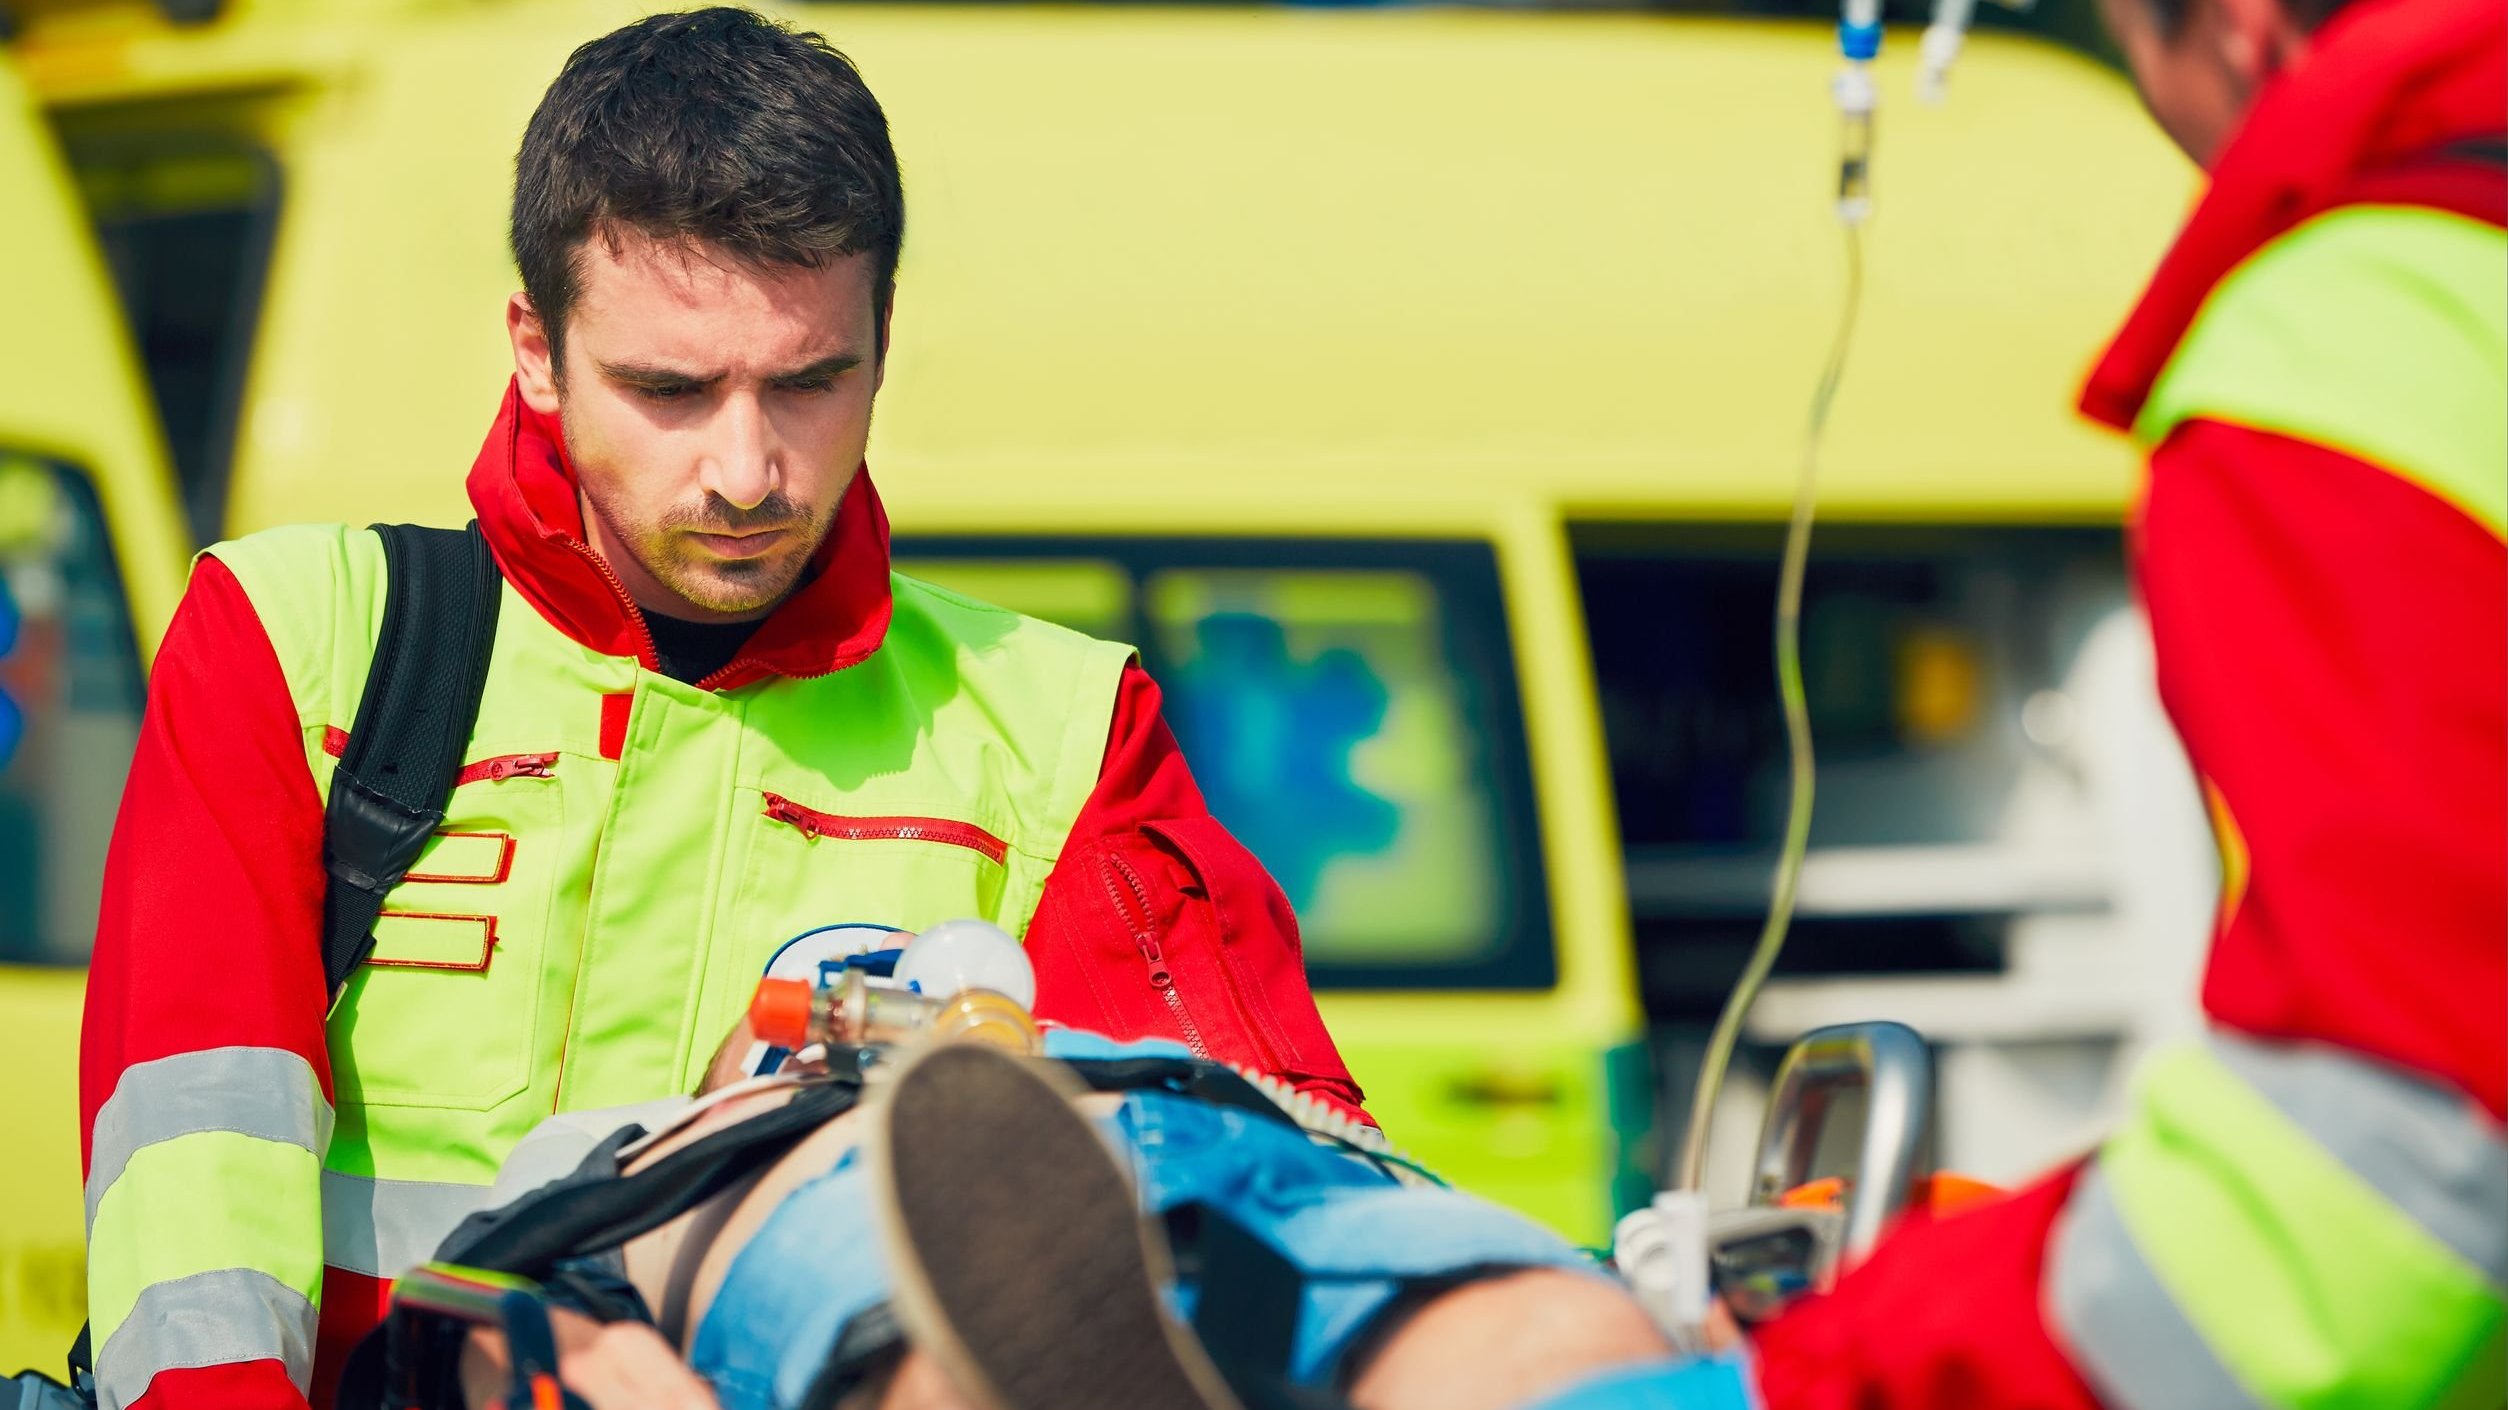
459;1308;713;1410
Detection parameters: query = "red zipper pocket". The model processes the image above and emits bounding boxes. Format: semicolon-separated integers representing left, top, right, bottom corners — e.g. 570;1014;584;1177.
761;792;1010;865
1139;816;1346;1083
1102;852;1212;1060
455;752;558;787
321;730;555;788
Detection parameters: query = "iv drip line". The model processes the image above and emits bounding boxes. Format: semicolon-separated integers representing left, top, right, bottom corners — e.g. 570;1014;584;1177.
1671;53;1877;1197
1674;222;1867;1196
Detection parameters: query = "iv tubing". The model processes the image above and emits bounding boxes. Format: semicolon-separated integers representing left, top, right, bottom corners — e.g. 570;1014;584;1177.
1673;217;1867;1196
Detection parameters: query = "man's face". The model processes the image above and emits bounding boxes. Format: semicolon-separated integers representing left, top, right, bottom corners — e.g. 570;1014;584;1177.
508;231;886;622
2098;0;2299;167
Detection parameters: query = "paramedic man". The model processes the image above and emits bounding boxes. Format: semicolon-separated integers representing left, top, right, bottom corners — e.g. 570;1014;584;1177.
76;11;1366;1410
1753;0;2506;1402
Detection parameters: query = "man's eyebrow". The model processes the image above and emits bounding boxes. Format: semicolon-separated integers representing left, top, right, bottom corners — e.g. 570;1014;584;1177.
770;350;867;384
597;360;720;390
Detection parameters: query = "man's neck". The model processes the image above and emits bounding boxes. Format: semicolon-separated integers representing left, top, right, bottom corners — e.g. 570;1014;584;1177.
640;608;764;685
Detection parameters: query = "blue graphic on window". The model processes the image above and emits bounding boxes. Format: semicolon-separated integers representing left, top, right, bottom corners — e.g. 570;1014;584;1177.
0;575;21;772
1165;613;1397;909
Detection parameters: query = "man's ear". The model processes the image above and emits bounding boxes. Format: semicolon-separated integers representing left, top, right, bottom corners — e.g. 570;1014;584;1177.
2213;0;2309;87
873;289;896;395
508;293;563;415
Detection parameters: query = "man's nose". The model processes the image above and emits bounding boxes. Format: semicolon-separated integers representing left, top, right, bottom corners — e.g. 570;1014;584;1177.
699;394;780;511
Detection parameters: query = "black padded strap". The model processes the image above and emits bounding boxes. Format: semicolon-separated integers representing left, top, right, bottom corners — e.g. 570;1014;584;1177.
321;522;501;1004
437;1081;862;1275
795;1302;908;1410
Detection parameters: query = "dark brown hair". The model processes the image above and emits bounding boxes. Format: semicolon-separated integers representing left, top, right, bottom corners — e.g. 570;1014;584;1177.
511;7;904;364
2147;0;2359;36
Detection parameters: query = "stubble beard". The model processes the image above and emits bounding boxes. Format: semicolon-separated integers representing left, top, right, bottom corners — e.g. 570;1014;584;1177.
654;539;811;617
581;477;836;619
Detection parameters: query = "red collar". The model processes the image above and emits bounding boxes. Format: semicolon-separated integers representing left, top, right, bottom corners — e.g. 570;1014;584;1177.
466;378;895;690
2080;0;2506;431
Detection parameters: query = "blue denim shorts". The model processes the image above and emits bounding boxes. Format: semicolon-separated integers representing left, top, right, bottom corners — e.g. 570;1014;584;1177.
689;1042;1594;1410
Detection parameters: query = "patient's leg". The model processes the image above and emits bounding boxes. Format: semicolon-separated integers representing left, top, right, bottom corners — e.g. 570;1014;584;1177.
846;1270;1670;1410
1343;1270;1675;1410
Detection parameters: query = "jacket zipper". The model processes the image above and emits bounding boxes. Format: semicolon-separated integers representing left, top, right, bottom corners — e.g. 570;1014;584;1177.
694;647;860;693
1103;853;1210;1059
556;527;875;692
760;792;1010;865
558;535;663;672
454;751;558;788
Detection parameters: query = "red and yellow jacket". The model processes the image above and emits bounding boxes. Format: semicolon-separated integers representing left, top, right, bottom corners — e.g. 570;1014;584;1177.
1757;0;2505;1403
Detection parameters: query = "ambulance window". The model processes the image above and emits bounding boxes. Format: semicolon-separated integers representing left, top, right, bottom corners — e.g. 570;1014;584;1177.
65;139;280;547
0;454;146;967
897;538;1554;990
1574;524;2146;1012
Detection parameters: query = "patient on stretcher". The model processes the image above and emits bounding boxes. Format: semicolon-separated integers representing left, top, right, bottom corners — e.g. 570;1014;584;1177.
417;1031;1754;1410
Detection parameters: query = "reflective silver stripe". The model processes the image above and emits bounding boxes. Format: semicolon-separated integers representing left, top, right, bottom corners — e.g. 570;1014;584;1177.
321;1169;495;1278
2209;1032;2508;1285
86;1048;332;1232
92;1266;315;1410
2048;1163;2267;1410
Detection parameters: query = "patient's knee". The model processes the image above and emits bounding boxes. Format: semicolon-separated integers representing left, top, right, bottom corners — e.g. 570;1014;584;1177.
838;1350;980;1410
1347;1268;1673;1410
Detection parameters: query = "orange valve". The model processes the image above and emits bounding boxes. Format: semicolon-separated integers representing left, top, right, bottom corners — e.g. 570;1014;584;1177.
750;977;819;1050
747;971;1041;1055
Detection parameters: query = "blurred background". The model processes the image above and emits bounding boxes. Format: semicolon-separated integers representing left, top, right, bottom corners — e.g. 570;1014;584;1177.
1;0;2203;1367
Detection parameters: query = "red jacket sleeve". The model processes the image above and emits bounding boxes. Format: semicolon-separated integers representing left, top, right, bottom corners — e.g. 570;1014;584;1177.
1026;662;1368;1119
82;556;327;1410
1752;1168;2104;1410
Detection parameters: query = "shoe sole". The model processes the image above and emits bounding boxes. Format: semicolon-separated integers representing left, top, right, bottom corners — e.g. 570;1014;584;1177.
867;1042;1243;1410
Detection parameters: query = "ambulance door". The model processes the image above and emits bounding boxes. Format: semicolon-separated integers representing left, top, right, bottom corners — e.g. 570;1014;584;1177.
0;49;189;1373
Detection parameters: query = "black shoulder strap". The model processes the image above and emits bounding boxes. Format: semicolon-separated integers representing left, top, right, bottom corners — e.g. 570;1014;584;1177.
434;1080;863;1274
321;522;502;1004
